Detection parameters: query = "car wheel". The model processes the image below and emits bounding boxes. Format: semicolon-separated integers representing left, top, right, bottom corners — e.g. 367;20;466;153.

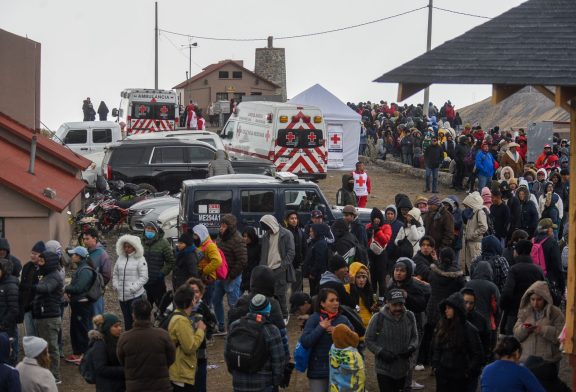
137;183;158;194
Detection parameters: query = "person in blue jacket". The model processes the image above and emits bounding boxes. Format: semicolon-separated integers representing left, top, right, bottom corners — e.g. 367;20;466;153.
300;288;353;392
480;336;545;392
0;332;20;392
475;141;495;192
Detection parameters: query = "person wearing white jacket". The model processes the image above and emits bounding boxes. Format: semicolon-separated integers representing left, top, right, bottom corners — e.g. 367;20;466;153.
395;207;425;257
113;234;148;330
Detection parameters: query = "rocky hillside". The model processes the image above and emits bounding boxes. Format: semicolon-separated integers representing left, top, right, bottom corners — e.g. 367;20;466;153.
458;86;569;129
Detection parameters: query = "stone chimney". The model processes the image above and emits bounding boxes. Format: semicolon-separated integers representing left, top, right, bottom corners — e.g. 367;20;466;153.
254;36;287;101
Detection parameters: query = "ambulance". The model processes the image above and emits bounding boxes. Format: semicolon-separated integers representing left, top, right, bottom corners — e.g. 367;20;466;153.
112;88;179;134
220;102;327;180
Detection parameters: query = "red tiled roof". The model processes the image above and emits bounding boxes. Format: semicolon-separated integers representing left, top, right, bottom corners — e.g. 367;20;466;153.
172;60;281;89
0;113;91;170
0;141;86;212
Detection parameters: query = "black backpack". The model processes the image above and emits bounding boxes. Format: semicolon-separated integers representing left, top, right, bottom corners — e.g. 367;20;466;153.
78;266;105;302
154;290;175;329
79;343;96;384
225;314;270;373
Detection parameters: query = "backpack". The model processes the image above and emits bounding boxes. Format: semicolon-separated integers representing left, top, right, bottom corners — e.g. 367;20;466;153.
530;237;549;275
225;314;270;373
79;344;96;384
294;340;310;372
479;208;495;237
200;241;229;280
79;266;105;302
158;309;188;331
153;290;175;329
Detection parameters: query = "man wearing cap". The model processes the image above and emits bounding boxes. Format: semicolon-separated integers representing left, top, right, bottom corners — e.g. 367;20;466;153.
533;218;564;297
423;136;443;193
352;162;371;208
500;142;524;178
365;289;418;392
423;196;454;251
342;205;368;250
475;141;495;192
336;174;357;207
535;144;558;170
64;246;94;363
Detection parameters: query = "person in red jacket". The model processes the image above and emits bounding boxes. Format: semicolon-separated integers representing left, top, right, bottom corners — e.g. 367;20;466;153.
352;162;371;208
535;144;559;169
516;135;528;161
365;208;392;298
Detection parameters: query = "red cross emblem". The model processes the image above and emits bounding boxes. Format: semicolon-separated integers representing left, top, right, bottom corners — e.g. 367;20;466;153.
160;105;168;114
286;132;296;143
307;133;317;143
355;176;366;187
265;130;271;142
331;134;341;144
150;98;157;103
138;105;147;114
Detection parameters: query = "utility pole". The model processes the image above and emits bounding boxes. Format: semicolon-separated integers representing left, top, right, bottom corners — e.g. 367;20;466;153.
155;2;158;89
423;0;433;116
181;41;198;79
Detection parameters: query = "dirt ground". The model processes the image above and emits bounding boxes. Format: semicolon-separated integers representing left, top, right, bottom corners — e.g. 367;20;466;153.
53;164;571;391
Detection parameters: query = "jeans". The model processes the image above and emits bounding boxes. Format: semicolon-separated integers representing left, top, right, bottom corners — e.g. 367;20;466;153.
195;357;207;392
70;301;93;355
377;374;405;392
425;167;439;192
291;268;303;294
120;296;142;331
203;283;214;308
35;317;62;380
212;275;242;328
477;175;490;192
24;311;36;336
92;296;104;323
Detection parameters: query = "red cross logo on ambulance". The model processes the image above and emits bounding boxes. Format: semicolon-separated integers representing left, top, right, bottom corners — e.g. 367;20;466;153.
138;105;147;114
286;132;296;144
159;105;168;114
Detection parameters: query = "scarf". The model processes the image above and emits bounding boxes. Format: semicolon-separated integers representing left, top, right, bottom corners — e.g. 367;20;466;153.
320;309;339;320
348;282;374;310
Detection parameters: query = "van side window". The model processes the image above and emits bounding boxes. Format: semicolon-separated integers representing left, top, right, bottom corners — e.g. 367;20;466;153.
93;129;112;143
241;190;275;213
151;147;185;164
64;129;87;144
194;191;232;214
285;189;322;212
187;146;215;161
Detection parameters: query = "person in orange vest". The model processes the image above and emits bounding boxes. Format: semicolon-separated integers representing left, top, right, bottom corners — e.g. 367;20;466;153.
352;161;371;208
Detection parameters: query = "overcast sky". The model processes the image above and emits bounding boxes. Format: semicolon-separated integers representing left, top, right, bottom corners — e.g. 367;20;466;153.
2;0;525;130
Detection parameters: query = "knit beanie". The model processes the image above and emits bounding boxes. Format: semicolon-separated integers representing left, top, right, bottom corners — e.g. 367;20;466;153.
414;195;428;206
23;336;47;358
177;232;195;247
332;323;359;349
98;313;120;335
44;240;62;257
250;294;271;315
31;241;46;254
427;195;442;207
328;255;347;273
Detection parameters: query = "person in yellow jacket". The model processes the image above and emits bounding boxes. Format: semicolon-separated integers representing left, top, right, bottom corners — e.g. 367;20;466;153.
344;262;379;329
168;285;206;391
192;224;222;284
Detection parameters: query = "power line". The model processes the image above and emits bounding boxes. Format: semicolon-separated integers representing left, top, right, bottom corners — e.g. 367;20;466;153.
432;6;491;19
159;31;203;69
159;5;428;42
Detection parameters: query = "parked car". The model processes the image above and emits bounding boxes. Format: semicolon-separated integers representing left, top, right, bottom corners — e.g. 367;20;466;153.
81;151;106;187
128;193;180;231
54;121;122;155
100;138;275;193
126;130;225;150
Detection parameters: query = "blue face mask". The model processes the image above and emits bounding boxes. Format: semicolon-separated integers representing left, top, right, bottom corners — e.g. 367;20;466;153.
144;231;156;240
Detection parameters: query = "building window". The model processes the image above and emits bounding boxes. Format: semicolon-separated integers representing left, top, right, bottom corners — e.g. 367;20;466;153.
0;218;4;237
232;71;242;79
216;92;228;101
218;71;229;79
250;92;262;96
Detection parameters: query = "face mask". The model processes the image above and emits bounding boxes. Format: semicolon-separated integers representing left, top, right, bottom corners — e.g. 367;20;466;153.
144;231;155;240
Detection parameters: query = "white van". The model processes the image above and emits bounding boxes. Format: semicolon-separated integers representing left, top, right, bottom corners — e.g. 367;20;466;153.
220;102;327;180
54;121;122;155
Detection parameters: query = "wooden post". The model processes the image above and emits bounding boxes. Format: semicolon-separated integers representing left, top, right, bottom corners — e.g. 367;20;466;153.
566;100;576;390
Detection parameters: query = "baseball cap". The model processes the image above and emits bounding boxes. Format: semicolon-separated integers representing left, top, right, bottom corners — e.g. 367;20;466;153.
544;144;551;148
387;289;406;304
342;205;357;216
67;246;89;258
311;209;323;218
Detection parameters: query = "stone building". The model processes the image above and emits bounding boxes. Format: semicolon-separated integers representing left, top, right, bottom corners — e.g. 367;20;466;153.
254;36;287;102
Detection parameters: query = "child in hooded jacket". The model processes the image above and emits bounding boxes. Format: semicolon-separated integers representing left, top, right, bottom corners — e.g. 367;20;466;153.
329;324;365;392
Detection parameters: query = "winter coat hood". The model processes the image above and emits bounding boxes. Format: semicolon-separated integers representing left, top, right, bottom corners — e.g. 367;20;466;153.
395;257;414;280
499;166;515;181
0;238;9;254
349;262;370;282
320;270;341;286
447;195;460;208
341;174;354;191
407;207;421;221
439;292;466;321
536;168;548;180
372;207;386;223
39;251;61;274
396;195;413;210
0;332;9;364
192;224;210;243
116;234;144;258
331;219;349;238
470;260;493;281
260;214;280;234
481;235;503;257
250;265;275;297
214;149;227;160
463;192;484;211
143;221;165;239
518;281;554;314
311;223;330;240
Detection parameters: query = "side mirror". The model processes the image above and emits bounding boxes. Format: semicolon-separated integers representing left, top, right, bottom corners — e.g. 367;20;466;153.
112;108;119;117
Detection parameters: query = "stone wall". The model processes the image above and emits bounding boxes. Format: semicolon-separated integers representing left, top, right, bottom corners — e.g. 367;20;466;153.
254;39;287;101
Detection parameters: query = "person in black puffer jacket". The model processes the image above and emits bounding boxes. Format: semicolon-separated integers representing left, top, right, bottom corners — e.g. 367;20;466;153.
0;238;22;278
33;251;64;381
304;223;332;295
240;228;260;293
89;313;125;392
0;259;19;365
141;222;175;308
284;211;308;293
499;239;545;335
20;241;45;337
433;292;484;392
171;232;199;292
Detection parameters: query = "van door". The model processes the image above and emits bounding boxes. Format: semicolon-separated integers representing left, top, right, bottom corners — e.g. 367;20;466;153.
191;189;234;235
91;128;113;152
239;188;276;235
149;146;189;193
63;128;89;154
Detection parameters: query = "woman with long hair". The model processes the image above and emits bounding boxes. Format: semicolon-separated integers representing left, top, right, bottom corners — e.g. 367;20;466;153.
300;288;353;392
433;292;483;392
90;313;125;392
17;336;58;391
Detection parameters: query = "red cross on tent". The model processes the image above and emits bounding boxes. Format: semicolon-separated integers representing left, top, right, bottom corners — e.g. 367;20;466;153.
160;105;168;114
138;105;147;114
330;134;341;144
356;176;366;187
286;132;296;143
307;133;317;143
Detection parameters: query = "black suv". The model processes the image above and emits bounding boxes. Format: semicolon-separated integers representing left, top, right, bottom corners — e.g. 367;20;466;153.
101;139;275;193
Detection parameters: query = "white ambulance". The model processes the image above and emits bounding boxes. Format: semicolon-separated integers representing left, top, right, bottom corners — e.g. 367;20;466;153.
220;102;327;180
112;89;179;135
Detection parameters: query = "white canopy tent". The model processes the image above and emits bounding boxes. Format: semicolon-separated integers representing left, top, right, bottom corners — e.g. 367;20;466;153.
289;84;361;170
